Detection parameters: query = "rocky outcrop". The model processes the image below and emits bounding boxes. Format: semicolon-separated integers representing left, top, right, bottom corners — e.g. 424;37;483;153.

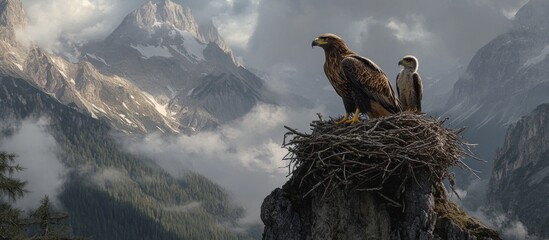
487;103;549;238
262;172;499;240
262;116;500;240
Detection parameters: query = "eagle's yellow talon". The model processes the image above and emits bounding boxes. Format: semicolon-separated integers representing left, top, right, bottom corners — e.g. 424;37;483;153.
344;108;361;124
344;116;360;124
335;113;350;124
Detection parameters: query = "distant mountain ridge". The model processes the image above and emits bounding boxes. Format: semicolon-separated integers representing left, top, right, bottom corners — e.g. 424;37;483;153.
445;0;549;128
439;0;549;180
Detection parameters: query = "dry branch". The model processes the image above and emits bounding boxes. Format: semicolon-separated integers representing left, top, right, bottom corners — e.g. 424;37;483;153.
283;113;476;200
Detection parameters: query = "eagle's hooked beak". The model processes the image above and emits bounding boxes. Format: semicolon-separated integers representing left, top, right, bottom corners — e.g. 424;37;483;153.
398;60;404;66
312;37;327;48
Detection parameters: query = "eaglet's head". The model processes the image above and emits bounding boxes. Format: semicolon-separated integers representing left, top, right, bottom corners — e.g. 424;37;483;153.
398;55;419;70
312;33;346;50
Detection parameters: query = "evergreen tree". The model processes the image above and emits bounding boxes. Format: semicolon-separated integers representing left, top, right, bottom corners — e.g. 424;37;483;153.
0;152;26;240
0;152;81;240
25;196;75;240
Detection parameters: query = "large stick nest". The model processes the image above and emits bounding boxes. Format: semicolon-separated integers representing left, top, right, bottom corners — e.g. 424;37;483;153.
283;113;477;200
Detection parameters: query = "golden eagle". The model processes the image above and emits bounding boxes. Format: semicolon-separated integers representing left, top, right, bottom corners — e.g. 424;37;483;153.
312;33;400;123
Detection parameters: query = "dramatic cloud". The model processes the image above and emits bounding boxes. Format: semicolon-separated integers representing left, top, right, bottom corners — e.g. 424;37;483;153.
17;0;529;111
125;104;324;224
244;0;528;112
0;119;66;210
18;0;141;52
180;0;261;49
18;0;259;53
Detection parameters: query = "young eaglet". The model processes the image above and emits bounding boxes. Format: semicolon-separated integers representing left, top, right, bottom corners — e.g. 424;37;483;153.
396;55;423;113
312;33;400;123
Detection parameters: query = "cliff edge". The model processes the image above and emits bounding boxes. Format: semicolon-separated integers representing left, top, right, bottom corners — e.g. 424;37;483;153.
261;114;500;240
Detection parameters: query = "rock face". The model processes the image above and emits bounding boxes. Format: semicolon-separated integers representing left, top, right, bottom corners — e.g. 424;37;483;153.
487;103;549;238
82;0;274;132
262;117;500;240
262;172;500;240
0;0;25;44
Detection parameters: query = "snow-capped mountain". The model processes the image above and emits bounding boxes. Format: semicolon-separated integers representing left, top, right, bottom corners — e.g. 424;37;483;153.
81;0;273;131
0;0;181;134
0;0;273;134
445;0;549;128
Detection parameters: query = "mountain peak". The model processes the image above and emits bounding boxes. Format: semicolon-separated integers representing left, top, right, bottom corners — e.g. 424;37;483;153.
106;0;237;64
513;0;549;32
198;19;231;53
123;0;198;35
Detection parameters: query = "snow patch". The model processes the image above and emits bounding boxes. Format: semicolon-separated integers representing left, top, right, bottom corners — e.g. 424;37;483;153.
51;57;68;73
91;104;107;114
122;102;129;110
69;78;75;85
86;53;109;66
172;30;206;61
118;114;133;125
13;63;23;71
58;70;67;78
143;92;168;117
524;44;549;67
131;44;172;59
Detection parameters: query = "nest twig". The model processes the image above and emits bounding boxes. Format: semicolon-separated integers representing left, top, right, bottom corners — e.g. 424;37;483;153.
283;113;478;200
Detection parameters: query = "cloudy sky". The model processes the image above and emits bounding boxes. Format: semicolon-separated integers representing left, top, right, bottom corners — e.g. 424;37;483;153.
16;0;530;225
20;0;528;113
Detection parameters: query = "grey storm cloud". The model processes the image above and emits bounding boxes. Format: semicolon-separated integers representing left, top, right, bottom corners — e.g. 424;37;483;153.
18;0;527;84
246;0;527;74
240;0;527;115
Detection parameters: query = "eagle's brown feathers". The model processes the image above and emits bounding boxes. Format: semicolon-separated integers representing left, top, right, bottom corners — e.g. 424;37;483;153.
313;33;400;119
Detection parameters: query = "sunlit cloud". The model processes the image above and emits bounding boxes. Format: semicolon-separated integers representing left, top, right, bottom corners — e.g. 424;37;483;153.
125;103;324;224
